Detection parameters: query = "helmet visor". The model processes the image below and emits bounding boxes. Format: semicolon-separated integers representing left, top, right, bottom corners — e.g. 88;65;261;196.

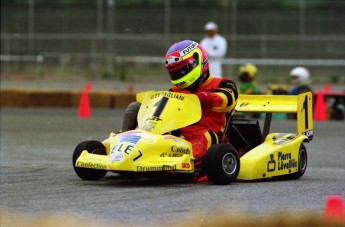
166;56;199;81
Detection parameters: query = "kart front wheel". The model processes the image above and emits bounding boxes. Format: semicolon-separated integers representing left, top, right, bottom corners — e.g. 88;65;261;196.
73;140;108;181
203;143;240;185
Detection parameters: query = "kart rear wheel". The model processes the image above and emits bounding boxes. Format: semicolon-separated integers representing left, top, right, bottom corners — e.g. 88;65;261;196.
203;143;240;185
286;143;307;179
73;140;108;181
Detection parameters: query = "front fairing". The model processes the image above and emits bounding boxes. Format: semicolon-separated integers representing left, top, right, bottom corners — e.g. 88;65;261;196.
137;91;202;134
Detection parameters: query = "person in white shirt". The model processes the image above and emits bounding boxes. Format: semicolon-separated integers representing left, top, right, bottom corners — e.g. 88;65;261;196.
200;21;227;78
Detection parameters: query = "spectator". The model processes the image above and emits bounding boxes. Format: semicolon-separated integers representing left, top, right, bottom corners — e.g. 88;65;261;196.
200;21;227;78
238;63;260;94
288;67;312;95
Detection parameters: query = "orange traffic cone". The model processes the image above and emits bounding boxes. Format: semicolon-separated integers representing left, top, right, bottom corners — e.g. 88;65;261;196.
78;90;91;118
85;81;93;91
324;84;331;92
313;90;327;121
324;195;345;222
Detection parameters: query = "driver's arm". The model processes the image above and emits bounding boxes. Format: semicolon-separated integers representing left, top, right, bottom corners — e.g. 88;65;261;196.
196;79;238;112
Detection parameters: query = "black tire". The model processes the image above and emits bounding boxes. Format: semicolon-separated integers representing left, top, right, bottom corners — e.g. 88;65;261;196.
203;143;240;185
73;140;108;180
275;143;308;180
286;143;308;179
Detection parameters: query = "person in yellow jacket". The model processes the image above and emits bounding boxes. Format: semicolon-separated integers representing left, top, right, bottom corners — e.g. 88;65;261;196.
238;63;260;94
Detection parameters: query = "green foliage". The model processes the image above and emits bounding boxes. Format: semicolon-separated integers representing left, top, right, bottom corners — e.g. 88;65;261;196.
113;60;126;81
37;66;45;79
331;74;340;83
100;70;114;80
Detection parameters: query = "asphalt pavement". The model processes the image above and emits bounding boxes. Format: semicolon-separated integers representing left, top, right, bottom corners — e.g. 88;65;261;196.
1;108;344;225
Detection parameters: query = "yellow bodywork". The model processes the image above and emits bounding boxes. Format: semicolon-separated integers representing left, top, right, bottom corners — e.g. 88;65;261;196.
75;90;313;180
236;92;313;139
75;91;201;173
238;133;306;179
236;92;313;180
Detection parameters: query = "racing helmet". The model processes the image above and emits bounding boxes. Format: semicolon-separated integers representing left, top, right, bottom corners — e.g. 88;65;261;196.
239;63;257;82
290;67;310;85
165;40;209;90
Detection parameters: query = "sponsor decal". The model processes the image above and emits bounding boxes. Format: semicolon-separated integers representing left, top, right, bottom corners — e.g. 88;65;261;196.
136;165;177;172
120;135;141;144
202;59;209;67
175;81;187;88
278;152;297;170
160;153;181;158
111;143;134;155
109;152;124;162
117;131;156;144
133;149;142;162
180;42;198;56
171;145;190;154
182;163;190;169
267;154;276;172
76;161;107;170
150;92;161;99
239;102;250;107
143;119;157;131
150;92;184;101
267;152;297;172
110;142;143;162
302;130;313;140
163;135;181;143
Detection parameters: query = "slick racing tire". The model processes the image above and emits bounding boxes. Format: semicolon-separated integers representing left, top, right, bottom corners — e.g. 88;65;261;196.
73;140;108;181
203;143;240;185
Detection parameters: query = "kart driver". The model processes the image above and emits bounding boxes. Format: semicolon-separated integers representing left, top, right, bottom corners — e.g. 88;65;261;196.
121;40;238;167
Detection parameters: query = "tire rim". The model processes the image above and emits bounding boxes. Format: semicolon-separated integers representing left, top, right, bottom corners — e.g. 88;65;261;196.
222;153;237;175
299;148;307;171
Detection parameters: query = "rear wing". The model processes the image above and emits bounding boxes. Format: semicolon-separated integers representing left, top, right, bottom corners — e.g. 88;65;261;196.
235;92;313;141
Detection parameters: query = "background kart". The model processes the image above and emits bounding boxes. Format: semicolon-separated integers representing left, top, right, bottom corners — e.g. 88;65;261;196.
73;91;313;184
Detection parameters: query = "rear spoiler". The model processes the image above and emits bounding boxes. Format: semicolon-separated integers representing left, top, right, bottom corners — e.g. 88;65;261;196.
236;92;313;141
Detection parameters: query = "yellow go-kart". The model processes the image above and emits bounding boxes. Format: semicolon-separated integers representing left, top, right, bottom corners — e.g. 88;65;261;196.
73;91;313;184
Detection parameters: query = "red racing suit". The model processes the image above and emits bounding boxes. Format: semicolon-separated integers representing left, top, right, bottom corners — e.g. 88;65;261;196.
171;74;238;159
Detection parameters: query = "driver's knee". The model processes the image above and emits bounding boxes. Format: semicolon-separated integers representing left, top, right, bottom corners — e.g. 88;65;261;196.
192;143;207;159
121;101;141;131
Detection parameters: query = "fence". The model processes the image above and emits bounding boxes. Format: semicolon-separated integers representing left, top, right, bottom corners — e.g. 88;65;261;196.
1;0;345;83
1;33;345;83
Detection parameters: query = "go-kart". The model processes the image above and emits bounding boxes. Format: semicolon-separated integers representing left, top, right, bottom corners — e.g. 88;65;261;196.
73;91;240;185
73;90;313;184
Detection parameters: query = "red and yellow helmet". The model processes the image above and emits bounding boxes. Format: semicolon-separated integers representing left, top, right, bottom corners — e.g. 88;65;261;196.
165;40;209;90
